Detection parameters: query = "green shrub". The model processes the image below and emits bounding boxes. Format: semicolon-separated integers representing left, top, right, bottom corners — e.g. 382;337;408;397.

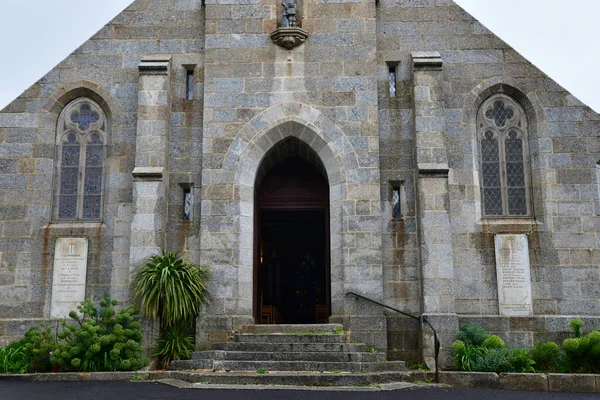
507;348;535;373
457;323;490;347
134;251;210;330
0;341;27;374
530;341;560;372
562;328;600;373
453;340;485;371
134;251;210;368
21;325;57;373
570;318;584;338
51;294;147;372
152;324;196;369
482;335;505;349
471;348;512;373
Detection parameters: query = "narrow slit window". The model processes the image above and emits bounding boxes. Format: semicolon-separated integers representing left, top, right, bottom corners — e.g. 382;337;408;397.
183;188;192;220
186;69;194;100
392;186;401;219
388;65;397;97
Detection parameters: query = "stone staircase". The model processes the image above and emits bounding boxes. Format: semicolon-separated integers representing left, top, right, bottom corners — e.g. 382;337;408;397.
168;324;407;387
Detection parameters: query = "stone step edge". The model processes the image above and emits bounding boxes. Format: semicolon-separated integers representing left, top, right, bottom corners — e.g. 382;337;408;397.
239;324;344;334
158;379;420;391
192;350;383;358
170;359;405;373
211;343;369;352
233;334;346;343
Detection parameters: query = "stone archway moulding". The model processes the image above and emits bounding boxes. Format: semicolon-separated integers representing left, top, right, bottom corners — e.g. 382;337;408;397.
198;101;385;336
41;80;123;142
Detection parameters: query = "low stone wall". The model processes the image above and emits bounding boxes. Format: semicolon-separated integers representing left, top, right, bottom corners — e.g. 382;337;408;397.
457;316;600;348
435;371;600;393
1;370;599;393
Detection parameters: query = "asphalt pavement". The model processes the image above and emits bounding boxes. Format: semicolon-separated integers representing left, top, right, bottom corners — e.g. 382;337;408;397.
1;381;600;400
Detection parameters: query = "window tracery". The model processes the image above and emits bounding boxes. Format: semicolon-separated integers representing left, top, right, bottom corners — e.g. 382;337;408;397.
478;94;530;217
54;98;106;221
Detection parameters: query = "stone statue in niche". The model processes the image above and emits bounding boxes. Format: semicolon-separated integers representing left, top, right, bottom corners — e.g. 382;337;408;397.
270;0;307;50
281;0;297;28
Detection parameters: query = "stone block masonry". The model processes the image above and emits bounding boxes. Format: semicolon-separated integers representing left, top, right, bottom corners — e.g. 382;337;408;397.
0;0;598;369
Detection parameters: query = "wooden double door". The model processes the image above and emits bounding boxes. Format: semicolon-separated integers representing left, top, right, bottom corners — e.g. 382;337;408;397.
254;157;330;324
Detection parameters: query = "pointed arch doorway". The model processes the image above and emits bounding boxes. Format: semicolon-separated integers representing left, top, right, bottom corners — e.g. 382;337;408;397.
254;138;331;324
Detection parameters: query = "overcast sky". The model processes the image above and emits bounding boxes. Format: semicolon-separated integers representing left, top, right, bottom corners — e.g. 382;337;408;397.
0;0;599;112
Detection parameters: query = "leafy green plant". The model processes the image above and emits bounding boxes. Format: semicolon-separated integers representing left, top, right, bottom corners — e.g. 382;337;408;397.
134;251;210;330
152;324;196;369
20;324;58;373
562;324;600;373
256;368;268;374
333;327;344;334
457;323;490;347
471;348;513;373
530;341;560;372
453;340;485;371
507;348;535;373
134;251;210;369
50;294;147;372
407;363;429;371
131;372;144;381
0;341;27;374
368;347;377;353
570;318;584;338
482;335;505;349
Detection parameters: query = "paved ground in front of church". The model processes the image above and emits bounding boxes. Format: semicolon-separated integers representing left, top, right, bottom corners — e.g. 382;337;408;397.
1;380;599;399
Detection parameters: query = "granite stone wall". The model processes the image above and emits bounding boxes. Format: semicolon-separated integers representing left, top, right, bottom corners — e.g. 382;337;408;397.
0;0;597;366
0;0;205;345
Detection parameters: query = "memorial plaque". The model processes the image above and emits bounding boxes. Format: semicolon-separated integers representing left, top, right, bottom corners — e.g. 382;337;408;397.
494;234;533;316
50;238;89;318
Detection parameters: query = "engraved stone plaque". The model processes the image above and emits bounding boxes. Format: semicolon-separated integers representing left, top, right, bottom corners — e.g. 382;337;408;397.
50;238;89;318
494;234;533;316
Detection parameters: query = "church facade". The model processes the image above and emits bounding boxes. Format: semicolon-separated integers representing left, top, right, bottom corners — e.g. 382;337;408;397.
0;0;599;365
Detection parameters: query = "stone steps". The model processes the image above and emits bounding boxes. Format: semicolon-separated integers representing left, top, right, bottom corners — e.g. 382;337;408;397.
166;370;413;387
171;359;405;373
233;333;346;344
212;342;369;353
169;323;406;386
239;324;343;334
192;350;383;362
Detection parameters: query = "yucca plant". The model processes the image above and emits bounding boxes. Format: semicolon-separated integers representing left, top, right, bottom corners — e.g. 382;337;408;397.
151;324;196;369
134;251;210;330
134;251;210;368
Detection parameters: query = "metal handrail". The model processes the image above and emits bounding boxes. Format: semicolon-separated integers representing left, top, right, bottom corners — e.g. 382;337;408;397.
345;291;440;383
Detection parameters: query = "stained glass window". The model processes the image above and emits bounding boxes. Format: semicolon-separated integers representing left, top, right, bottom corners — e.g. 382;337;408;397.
478;94;530;217
55;99;106;221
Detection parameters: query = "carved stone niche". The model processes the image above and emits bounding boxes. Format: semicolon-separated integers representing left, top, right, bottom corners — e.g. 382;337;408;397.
270;27;309;50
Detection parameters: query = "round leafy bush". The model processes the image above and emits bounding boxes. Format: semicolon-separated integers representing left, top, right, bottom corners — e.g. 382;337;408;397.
51;294;147;372
482;335;505;349
453;340;466;355
570;318;584;338
563;338;579;354
530;341;559;372
508;348;536;373
588;331;600;346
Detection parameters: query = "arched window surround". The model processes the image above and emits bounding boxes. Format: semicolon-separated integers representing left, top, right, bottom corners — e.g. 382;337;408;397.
478;93;532;218
53;98;108;221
